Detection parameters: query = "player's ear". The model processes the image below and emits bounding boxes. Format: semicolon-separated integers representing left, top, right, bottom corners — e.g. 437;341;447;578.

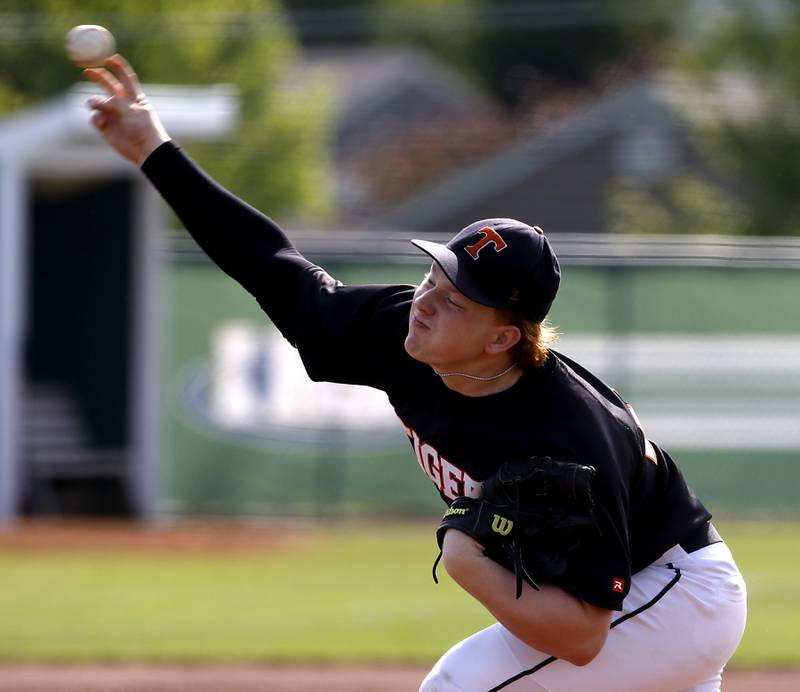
485;324;521;355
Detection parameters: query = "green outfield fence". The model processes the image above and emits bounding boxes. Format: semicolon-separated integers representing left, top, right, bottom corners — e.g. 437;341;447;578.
163;232;800;519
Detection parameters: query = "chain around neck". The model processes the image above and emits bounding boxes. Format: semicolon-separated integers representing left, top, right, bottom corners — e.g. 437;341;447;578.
434;362;518;382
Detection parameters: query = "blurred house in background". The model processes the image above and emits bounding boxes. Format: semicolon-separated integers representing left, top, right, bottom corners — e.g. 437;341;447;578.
285;46;504;225
379;74;732;234
284;46;708;234
290;45;752;235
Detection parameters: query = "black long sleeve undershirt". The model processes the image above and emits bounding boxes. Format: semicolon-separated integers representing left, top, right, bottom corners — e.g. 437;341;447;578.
140;140;315;337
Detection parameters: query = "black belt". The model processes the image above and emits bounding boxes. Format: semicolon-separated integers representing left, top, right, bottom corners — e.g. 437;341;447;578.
679;521;722;553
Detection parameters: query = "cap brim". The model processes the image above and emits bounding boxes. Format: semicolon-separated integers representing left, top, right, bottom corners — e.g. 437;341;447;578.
410;238;500;310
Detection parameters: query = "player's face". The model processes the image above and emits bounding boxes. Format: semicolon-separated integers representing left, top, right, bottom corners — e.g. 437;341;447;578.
405;263;510;371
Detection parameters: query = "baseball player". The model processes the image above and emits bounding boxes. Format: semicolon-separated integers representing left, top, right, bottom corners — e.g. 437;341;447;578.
85;55;747;691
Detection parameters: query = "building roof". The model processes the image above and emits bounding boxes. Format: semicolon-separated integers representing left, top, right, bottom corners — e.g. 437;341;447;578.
378;71;771;232
379;78;673;230
0;83;238;173
287;46;496;161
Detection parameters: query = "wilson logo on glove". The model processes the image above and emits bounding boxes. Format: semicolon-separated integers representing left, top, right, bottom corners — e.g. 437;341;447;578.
491;515;514;536
432;457;599;599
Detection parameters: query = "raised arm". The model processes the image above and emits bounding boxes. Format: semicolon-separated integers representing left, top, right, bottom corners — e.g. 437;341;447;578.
84;53;170;166
84;54;314;334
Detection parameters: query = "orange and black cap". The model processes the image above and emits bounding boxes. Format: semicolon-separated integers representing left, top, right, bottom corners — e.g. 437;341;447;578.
411;218;560;322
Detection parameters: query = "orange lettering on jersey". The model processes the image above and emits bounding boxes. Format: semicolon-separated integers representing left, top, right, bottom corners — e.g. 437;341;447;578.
402;422;483;500
404;425;427;475
420;442;442;488
625;403;658;465
464;227;508;260
441;456;465;498
463;475;484;498
643;439;658;465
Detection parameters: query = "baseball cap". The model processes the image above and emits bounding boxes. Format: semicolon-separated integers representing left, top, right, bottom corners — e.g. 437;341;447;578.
411;218;560;322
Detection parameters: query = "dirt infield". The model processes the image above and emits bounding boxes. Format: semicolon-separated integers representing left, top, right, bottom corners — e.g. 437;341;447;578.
0;665;798;691
0;518;295;554
0;665;418;692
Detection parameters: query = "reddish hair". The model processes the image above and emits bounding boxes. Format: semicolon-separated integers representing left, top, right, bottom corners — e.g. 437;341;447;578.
502;314;559;369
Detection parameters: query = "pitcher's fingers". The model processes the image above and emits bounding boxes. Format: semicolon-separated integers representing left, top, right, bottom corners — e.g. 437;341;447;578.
84;67;125;99
105;54;144;101
90;110;108;131
86;95;117;113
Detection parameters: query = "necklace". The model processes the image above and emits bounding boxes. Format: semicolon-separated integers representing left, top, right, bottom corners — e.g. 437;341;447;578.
434;362;518;381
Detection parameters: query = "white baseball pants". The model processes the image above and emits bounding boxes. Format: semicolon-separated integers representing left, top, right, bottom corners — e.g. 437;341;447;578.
420;541;747;692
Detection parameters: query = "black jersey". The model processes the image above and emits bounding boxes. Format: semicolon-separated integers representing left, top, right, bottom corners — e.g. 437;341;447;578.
289;271;711;610
143;142;711;612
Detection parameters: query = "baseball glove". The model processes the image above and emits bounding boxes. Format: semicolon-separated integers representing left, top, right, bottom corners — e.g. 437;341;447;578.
432;456;598;598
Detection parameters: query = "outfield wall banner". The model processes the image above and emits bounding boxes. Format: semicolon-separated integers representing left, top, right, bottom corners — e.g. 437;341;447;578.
163;256;800;518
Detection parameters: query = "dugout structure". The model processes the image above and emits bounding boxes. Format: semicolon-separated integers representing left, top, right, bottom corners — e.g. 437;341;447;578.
0;84;237;521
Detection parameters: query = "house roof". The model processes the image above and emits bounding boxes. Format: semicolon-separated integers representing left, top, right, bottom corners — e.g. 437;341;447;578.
379;79;673;229
287;46;496;160
378;70;777;231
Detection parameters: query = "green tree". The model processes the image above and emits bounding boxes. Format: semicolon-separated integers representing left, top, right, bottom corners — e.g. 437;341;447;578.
0;0;331;220
613;0;800;236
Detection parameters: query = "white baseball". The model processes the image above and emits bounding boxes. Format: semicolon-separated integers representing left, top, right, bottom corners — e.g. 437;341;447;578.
65;25;116;68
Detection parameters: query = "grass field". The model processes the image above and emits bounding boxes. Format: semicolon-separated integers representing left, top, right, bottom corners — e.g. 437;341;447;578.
0;519;797;667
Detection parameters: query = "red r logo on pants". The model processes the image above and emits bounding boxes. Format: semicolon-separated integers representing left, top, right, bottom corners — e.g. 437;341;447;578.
464;227;508;260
